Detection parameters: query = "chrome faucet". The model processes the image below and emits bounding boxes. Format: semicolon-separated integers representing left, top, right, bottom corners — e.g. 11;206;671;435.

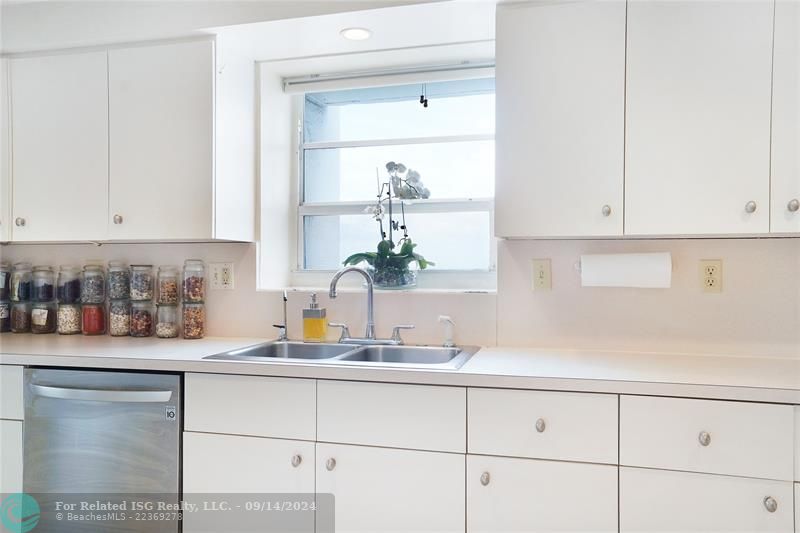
329;267;376;339
328;267;414;345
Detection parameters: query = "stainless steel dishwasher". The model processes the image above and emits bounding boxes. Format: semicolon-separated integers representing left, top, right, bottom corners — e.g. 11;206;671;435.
23;368;181;533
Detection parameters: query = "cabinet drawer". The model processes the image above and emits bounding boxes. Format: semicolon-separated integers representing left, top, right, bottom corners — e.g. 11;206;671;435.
317;380;466;452
620;467;793;532
0;365;24;420
185;374;315;440
794;407;799;481
0;420;23;494
468;388;618;464
620;395;793;480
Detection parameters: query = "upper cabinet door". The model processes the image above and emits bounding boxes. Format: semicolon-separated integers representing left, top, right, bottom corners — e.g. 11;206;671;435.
625;1;774;236
10;52;109;241
108;40;213;240
772;0;800;233
495;1;625;238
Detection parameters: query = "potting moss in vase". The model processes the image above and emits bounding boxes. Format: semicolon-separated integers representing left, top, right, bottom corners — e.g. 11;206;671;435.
342;162;434;289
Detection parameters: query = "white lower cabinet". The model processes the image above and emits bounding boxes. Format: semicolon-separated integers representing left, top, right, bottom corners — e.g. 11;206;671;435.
620;467;794;533
0;419;23;494
467;455;617;533
315;442;465;533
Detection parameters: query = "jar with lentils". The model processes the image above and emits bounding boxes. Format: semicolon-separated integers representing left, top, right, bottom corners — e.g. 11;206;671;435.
182;302;205;339
130;301;154;337
11;302;30;333
182;260;205;303
109;300;131;337
82;304;106;335
0;300;10;332
157;266;180;305
81;265;106;304
31;301;56;334
108;261;131;300
57;265;81;304
130;265;154;301
57;303;81;335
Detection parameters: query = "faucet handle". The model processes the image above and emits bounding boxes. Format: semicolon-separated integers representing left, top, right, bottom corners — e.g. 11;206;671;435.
272;324;287;341
328;323;351;342
390;325;415;344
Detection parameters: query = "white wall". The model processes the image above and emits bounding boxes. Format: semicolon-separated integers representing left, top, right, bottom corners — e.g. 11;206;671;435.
497;238;800;358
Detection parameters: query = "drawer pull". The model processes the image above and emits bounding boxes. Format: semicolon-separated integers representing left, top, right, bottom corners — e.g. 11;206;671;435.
698;431;711;447
535;418;546;433
480;472;491;486
291;454;302;468
763;496;777;513
325;458;336;471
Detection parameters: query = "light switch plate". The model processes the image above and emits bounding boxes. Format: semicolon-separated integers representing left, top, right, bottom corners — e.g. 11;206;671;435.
531;259;552;290
699;259;722;293
209;262;235;290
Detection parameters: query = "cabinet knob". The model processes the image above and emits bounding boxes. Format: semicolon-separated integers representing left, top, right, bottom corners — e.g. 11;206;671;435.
744;201;757;214
535;418;546;433
601;205;612;217
113;214;123;225
698;431;711;447
291;454;302;468
788;199;800;213
480;472;491;486
763;496;777;513
14;217;25;227
325;458;336;471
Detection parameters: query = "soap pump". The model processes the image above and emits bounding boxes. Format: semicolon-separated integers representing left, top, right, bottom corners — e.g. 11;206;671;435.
302;293;327;342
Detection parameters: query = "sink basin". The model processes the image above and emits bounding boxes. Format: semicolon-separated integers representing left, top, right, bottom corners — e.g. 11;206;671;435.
204;341;359;361
205;341;479;370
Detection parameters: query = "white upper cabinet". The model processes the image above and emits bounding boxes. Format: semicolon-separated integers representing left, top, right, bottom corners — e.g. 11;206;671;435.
495;0;625;238
1;59;9;241
109;39;254;241
771;0;800;233
10;51;109;241
625;1;774;236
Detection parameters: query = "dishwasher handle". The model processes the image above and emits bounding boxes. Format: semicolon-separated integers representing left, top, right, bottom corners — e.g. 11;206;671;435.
30;384;173;403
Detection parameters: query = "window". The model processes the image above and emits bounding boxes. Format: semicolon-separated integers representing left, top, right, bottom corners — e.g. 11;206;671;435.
297;77;496;279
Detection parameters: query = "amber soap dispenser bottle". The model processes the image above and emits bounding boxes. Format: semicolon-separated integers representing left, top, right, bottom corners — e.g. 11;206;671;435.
302;293;327;342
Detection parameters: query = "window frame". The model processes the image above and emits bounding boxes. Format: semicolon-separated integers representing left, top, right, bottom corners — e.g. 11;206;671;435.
290;78;497;291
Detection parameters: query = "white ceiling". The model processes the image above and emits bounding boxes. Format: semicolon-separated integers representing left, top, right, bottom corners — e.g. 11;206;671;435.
212;0;497;63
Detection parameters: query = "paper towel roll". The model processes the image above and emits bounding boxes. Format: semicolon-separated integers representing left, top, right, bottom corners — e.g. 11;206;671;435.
580;252;672;288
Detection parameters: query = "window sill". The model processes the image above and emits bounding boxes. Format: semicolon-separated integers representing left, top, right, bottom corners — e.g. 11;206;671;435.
287;269;497;293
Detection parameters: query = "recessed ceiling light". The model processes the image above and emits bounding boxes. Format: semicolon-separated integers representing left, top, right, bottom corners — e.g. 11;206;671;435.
340;27;372;41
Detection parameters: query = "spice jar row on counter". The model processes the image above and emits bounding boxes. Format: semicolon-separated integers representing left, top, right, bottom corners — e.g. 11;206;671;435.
1;259;207;304
2;300;206;338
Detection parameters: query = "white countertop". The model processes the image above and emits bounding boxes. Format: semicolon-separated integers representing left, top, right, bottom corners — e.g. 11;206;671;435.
1;335;798;403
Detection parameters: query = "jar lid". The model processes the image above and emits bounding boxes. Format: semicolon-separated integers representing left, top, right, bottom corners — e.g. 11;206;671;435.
33;265;53;272
13;262;32;270
184;259;205;268
158;265;179;272
131;264;153;269
0;262;10;270
59;265;79;271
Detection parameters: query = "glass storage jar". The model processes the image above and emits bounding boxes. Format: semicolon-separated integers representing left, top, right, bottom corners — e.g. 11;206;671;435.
182;302;205;339
130;301;154;337
81;265;106;304
11;262;32;302
0;300;10;332
0;262;10;300
157;266;180;305
82;304;106;335
182;260;206;303
156;305;179;338
57;303;82;335
108;261;131;300
31;301;56;334
57;265;81;303
109;300;131;337
32;265;55;302
130;265;154;301
11;302;30;333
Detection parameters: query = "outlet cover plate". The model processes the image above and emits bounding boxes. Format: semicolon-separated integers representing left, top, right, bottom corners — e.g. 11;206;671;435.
699;259;722;293
531;259;552;290
210;262;235;290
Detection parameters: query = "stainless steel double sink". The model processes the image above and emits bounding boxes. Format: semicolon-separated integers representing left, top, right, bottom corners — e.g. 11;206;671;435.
204;341;479;370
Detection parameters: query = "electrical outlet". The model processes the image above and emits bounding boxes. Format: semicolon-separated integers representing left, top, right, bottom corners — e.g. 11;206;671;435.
699;260;722;293
209;262;235;290
531;259;552;290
